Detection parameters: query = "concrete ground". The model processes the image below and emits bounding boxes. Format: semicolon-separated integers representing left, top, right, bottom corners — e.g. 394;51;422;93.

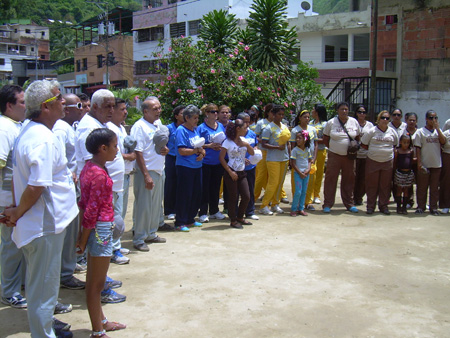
1;172;449;337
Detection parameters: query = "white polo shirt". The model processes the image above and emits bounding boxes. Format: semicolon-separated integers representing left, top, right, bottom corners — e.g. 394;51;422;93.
130;117;165;175
0;115;22;207
12;121;78;248
389;121;407;137
323;116;360;156
106;122;125;193
362;126;398;162
413;127;442;168
75;114;105;177
53;119;77;173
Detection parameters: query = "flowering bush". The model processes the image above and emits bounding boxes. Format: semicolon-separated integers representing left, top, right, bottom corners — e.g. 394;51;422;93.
143;36;327;121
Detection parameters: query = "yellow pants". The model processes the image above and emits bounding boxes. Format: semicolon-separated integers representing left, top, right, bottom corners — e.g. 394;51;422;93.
261;161;288;208
254;150;268;200
305;148;327;205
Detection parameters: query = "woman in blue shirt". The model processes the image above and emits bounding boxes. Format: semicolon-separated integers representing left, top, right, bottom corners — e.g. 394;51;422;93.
175;105;206;231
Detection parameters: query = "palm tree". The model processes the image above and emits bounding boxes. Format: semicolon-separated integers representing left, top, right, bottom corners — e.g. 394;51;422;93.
246;0;299;74
199;9;238;54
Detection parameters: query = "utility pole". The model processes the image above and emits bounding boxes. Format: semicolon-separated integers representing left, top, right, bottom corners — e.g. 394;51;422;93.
369;0;378;122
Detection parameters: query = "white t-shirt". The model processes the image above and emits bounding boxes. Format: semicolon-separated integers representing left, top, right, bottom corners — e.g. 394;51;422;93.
53;119;77;173
12;121;78;248
290;146;312;172
106;122;125;192
323;116;360;156
362;126;398;162
356;121;374;159
222;138;247;171
442;130;450;155
442;119;450;132
413;127;442;168
119;124;135;174
0;115;21;206
388;121;407;137
130;117;165;174
75;114;105;177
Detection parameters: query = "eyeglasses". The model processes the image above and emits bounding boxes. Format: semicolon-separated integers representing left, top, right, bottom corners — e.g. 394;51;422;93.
380;116;390;120
42;93;62;104
66;102;82;109
427;116;438;120
392;113;402;117
356;110;366;114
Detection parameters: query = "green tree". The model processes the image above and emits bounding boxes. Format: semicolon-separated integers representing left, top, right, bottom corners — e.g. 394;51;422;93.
246;0;299;74
199;9;239;54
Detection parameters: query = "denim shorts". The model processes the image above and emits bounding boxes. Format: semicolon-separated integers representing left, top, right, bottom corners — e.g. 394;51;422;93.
87;222;113;257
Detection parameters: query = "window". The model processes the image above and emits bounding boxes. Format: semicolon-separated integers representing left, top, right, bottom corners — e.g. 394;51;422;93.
0;58;5;65
76;60;81;72
137;26;164;42
41;31;45;37
385;15;398;25
170;22;186;38
31;47;34;52
41;54;45;59
97;54;104;68
25;29;31;34
323;35;348;62
353;34;370;61
188;20;201;36
144;0;162;8
82;58;88;70
168;0;177;3
385;58;396;72
135;59;167;75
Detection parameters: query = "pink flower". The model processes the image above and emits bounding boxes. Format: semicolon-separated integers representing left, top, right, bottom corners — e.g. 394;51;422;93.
244;45;249;51
249;68;254;72
157;53;162;58
284;102;288;108
291;102;295;106
197;86;203;91
211;69;216;73
168;47;172;52
156;88;160;92
293;88;297;93
234;48;238;55
176;89;181;93
160;81;165;86
181;35;184;38
172;99;178;105
134;96;139;100
229;54;234;58
272;90;275;93
231;83;235;87
277;92;280;97
167;75;172;81
201;94;204;98
238;76;244;81
257;87;261;91
239;41;244;45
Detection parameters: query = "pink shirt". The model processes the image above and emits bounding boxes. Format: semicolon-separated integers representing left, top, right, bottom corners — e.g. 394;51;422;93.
78;161;114;229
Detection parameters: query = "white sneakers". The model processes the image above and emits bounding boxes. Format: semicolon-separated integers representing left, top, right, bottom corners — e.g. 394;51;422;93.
271;205;284;214
442;208;449;214
248;214;259;220
259;206;273;215
167;214;175;220
199;215;209;223
210;211;226;220
313;197;321;204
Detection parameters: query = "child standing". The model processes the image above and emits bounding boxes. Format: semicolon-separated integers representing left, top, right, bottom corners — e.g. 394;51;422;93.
290;131;312;216
393;134;415;214
76;129;126;338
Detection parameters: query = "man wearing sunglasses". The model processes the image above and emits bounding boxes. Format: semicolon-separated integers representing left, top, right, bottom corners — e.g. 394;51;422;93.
413;110;446;215
53;94;86;292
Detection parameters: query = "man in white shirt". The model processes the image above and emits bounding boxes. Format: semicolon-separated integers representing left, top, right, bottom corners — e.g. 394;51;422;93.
53;93;86;290
3;80;78;337
413;110;446;215
130;97;168;252
0;85;27;309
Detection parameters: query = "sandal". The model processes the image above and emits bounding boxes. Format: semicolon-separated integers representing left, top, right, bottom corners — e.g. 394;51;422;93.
91;329;109;337
230;222;243;229
237;219;252;225
102;318;127;332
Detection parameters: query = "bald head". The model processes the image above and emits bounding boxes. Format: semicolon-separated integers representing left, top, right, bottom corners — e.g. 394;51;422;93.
142;97;161;124
62;93;83;125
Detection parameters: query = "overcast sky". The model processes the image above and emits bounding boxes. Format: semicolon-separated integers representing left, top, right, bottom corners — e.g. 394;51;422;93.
229;0;315;19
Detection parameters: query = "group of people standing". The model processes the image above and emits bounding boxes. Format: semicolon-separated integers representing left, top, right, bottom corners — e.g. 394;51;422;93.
1;77;449;338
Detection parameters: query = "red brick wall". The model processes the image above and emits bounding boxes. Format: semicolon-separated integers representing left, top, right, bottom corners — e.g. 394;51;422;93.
403;6;450;60
375;16;397;70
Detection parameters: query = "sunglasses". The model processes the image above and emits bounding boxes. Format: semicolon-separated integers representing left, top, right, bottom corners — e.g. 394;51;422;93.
392;113;402;117
380;116;390;120
43;93;62;104
427;116;438;120
208;110;218;113
66;102;82;109
357;110;366;114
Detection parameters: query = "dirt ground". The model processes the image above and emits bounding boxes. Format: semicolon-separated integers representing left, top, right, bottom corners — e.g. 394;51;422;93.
1;172;449;338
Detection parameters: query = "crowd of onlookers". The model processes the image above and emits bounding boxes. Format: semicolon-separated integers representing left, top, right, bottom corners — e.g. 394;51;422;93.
0;79;449;337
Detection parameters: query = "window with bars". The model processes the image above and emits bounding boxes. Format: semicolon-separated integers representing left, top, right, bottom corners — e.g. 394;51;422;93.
188;20;201;36
170;22;186;38
97;55;104;68
135;59;167;75
76;60;81;72
82;58;88;70
137;26;164;42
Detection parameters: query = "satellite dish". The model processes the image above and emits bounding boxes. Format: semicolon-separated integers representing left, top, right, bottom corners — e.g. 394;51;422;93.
301;1;311;11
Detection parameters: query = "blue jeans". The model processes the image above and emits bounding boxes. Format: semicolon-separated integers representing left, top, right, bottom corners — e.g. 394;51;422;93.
292;172;309;212
87;222;114;257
